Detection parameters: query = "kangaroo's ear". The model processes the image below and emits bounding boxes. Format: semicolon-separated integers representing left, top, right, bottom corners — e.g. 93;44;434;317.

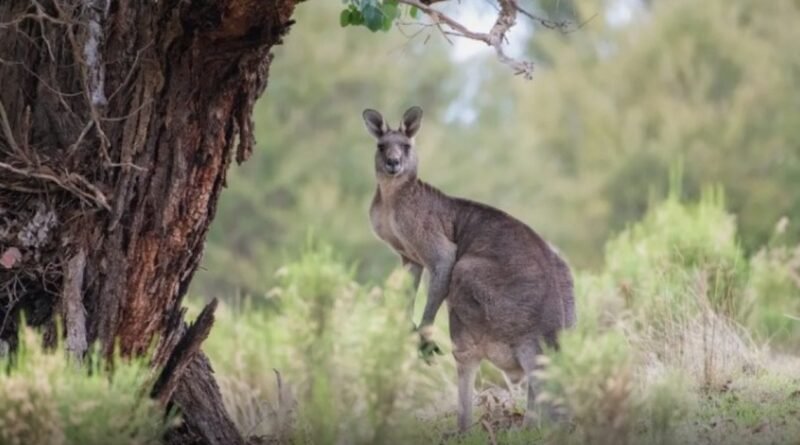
400;106;423;138
362;109;387;139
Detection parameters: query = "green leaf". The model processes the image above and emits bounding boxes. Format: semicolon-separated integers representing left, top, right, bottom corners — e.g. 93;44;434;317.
362;2;384;32
380;2;398;31
409;5;419;19
382;2;398;20
350;10;364;25
339;9;350;27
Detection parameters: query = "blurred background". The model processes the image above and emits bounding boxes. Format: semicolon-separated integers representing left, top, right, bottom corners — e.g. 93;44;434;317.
188;1;800;443
193;0;800;298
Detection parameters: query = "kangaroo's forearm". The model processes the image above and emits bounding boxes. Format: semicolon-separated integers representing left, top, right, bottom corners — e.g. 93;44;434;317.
403;258;423;292
402;257;423;321
420;264;453;328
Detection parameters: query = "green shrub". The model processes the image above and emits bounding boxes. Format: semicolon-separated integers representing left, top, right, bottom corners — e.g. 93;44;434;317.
0;328;167;445
605;188;748;326
598;191;761;389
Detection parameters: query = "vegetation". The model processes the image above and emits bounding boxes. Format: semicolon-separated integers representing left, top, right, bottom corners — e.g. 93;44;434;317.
0;329;168;445
196;193;800;444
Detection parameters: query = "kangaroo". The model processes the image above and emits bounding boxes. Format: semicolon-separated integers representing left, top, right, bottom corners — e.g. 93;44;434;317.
363;106;576;432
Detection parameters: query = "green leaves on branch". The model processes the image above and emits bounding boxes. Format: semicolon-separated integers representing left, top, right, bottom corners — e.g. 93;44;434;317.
339;0;415;33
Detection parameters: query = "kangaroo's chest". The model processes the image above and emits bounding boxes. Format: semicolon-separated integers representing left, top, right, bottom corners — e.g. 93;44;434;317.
369;195;418;261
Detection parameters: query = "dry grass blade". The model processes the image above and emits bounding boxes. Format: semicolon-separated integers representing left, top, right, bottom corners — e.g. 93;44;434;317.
0;99;23;156
480;418;498;445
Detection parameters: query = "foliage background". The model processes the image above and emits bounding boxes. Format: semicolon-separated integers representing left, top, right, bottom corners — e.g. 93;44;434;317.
191;1;800;442
195;0;800;298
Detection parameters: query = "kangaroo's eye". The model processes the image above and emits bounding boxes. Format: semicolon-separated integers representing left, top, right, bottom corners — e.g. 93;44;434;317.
377;143;387;152
401;143;411;152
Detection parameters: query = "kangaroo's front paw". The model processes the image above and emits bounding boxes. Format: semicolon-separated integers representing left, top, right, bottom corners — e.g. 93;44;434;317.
418;338;443;363
417;325;444;364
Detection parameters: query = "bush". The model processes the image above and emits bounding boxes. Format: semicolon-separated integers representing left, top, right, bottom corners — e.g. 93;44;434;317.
0;328;167;445
605;188;748;324
599;190;760;389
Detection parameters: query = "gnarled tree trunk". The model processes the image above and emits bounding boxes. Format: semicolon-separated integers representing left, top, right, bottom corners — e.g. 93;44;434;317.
0;1;296;443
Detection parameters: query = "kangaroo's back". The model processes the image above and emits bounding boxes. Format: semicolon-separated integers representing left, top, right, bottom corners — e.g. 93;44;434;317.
446;197;575;342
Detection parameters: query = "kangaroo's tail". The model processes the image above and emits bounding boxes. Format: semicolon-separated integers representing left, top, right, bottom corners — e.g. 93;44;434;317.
547;243;577;330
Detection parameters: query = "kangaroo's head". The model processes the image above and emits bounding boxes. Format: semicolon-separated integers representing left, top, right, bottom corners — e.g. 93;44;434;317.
362;106;423;179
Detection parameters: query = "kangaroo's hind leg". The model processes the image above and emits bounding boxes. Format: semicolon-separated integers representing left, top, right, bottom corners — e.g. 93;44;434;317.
449;308;481;433
455;358;479;432
515;340;561;428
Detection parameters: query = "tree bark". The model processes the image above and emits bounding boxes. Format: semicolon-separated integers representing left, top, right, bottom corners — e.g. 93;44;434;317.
0;1;296;443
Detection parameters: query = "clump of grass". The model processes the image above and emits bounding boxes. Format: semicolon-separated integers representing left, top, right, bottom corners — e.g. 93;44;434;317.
638;371;693;445
0;327;167;445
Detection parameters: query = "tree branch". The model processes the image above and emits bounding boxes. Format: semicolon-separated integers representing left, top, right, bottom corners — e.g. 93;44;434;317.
151;299;218;406
514;3;575;31
396;0;534;79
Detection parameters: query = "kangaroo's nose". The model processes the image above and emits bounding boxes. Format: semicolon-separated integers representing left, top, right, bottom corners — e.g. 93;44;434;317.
386;158;400;167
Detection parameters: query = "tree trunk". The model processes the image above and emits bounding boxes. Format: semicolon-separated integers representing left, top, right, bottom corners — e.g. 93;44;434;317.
0;1;296;443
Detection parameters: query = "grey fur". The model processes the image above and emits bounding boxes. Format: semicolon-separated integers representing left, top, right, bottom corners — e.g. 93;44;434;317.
363;106;576;432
